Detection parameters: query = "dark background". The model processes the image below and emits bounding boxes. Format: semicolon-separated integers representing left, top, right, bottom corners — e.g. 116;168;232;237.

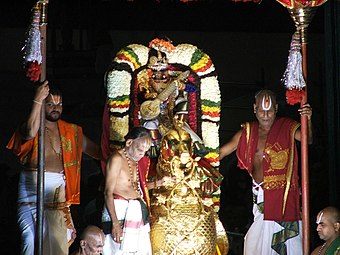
0;0;339;254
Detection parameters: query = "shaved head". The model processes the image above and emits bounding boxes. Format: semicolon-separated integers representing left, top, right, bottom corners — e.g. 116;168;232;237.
318;206;340;224
80;225;105;255
254;90;277;107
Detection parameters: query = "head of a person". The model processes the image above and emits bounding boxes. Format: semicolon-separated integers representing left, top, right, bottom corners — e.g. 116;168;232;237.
124;127;151;161
316;206;340;242
253;90;278;127
79;225;105;255
148;49;170;93
45;86;63;122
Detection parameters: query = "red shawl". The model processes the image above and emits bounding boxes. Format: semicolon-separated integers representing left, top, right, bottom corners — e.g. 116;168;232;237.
6;120;83;204
236;117;301;221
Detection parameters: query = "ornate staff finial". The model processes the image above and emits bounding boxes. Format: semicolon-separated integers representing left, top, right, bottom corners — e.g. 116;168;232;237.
287;7;317;44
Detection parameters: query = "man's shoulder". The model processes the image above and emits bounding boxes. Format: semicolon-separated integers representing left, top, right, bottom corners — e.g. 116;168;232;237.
58;119;79;127
58;120;83;132
274;117;300;127
108;150;124;161
310;244;322;255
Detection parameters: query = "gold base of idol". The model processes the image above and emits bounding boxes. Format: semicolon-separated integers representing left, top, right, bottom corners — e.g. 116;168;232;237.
150;121;229;254
287;7;318;44
150;203;217;255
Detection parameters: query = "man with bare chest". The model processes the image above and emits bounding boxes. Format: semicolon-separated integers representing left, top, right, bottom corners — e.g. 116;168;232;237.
6;81;102;255
101;127;152;255
219;90;313;255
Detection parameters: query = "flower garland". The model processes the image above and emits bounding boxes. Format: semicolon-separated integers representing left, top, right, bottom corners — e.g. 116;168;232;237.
149;38;175;57
106;41;221;167
105;39;222;212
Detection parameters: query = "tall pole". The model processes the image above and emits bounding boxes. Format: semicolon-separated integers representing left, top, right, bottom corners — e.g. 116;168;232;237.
35;1;48;255
288;7;317;255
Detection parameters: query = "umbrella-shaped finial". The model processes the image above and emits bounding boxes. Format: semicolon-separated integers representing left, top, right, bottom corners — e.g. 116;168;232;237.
287;7;317;44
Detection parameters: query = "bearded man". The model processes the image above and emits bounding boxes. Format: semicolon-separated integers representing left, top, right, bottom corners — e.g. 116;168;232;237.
7;80;102;255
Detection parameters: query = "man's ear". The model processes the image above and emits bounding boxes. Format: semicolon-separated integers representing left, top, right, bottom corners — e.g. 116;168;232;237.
253;104;257;113
126;139;133;147
275;104;278;113
80;240;86;248
335;222;340;232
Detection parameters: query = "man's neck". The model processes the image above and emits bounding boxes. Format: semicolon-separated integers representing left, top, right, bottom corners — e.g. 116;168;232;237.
45;120;58;129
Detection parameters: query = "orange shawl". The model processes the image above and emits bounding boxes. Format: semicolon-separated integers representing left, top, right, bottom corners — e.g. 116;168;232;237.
6;120;83;204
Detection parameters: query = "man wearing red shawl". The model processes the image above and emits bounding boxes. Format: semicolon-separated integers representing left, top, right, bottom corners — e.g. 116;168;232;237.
6;81;102;255
219;89;313;255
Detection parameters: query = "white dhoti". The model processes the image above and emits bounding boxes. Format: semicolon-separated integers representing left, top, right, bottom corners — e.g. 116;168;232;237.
244;181;302;255
102;199;152;255
17;171;75;255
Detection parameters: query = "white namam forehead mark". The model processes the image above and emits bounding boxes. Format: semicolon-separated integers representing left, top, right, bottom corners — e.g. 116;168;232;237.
49;94;61;104
261;94;272;111
316;212;324;224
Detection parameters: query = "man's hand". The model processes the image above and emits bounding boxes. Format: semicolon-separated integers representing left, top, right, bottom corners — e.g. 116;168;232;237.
298;103;312;120
34;80;50;103
111;222;123;243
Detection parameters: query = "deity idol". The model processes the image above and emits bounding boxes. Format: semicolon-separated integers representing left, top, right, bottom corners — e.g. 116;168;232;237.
101;38;228;254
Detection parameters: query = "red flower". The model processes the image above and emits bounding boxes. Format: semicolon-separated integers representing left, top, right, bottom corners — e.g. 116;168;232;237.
26;61;41;82
286;89;305;105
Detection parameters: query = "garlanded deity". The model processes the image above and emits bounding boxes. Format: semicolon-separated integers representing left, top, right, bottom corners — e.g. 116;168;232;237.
102;37;228;254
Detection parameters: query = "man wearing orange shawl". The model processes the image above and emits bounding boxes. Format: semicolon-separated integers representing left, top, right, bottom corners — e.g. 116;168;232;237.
220;90;313;255
6;81;102;255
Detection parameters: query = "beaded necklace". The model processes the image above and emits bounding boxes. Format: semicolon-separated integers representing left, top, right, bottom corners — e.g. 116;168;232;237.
123;147;142;197
318;242;327;255
45;127;62;161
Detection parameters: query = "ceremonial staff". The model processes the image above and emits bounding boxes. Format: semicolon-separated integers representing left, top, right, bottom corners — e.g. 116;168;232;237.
22;1;49;254
277;0;327;254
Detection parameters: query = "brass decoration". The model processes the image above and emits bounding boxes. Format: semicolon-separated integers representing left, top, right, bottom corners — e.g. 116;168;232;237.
287;7;318;44
150;120;222;254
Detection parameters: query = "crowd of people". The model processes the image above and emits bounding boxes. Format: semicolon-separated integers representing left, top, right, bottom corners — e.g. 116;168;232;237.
4;56;339;255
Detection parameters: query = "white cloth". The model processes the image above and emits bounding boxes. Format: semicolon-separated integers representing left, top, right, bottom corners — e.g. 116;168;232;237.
244;181;302;255
102;199;152;255
17;171;74;255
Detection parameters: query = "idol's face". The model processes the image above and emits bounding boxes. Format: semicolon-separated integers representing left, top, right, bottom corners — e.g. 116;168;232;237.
45;94;63;122
150;70;170;93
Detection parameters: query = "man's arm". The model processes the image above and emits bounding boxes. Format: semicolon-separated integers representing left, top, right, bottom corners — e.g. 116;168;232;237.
295;103;313;144
219;129;242;160
104;153;123;243
82;135;103;160
22;81;50;140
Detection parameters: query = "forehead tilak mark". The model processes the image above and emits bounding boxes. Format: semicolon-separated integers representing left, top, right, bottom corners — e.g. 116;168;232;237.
261;95;272;111
49;94;61;104
316;212;324;224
